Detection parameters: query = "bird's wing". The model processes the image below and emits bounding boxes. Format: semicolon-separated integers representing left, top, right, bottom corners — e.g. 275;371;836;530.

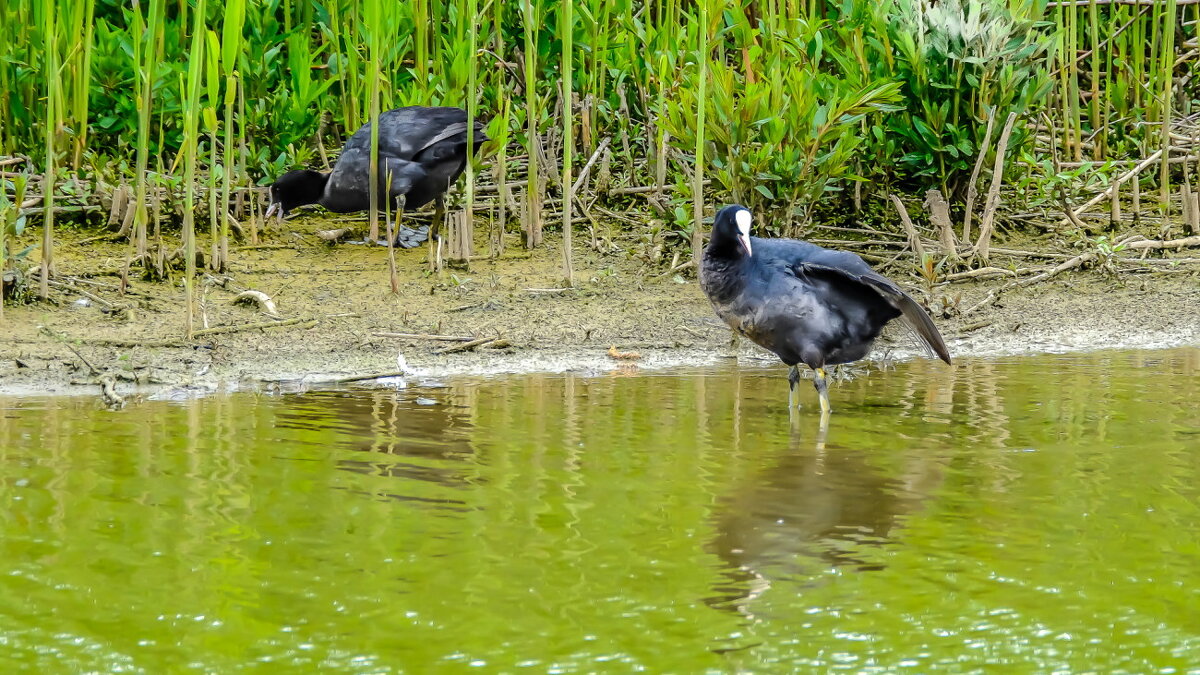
792;261;952;365
413;121;490;157
415;122;469;154
380;157;427;196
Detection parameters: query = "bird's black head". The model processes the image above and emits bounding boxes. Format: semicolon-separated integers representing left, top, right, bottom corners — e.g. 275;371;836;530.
266;169;329;219
709;204;754;258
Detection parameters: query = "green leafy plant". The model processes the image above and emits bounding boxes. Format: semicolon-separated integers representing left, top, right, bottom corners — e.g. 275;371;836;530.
663;16;903;232
851;0;1055;197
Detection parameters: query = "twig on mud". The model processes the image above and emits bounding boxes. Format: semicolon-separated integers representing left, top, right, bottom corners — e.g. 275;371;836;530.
607;345;642;361
1122;235;1200;251
524;287;572;294
810;238;911;249
98;373;126;408
372;332;475;341
1055;149;1164;229
326;370;410;384
943;267;1023;282
608;180;711;196
468;252;532;261
989;247;1075;260
659;258;695;277
37;327;125;407
19;204;102;216
953;319;996;335
192;316;316;337
41;328;100;375
963;251;1097;316
232;289;279;315
70;337;191;348
436;336;500;354
236;243;293;251
47;279;117;309
75;232;128;245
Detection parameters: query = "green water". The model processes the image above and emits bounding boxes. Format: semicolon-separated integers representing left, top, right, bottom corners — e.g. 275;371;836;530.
1;349;1198;673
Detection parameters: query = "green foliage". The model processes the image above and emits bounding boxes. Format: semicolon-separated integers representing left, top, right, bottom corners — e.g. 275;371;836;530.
845;0;1055;196
663;15;904;229
0;0;1195;257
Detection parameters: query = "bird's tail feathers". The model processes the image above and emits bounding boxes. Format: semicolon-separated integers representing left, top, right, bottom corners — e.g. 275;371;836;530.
864;279;952;365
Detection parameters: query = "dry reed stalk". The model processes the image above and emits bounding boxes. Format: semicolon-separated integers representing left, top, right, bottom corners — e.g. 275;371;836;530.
889;195;926;260
925;188;957;254
962;111;996;243
974;113;1019;262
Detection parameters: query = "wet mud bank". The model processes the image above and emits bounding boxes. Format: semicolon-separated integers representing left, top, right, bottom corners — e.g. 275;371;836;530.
1;220;1197;400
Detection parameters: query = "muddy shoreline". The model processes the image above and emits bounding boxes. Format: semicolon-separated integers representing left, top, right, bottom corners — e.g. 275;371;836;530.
1;217;1197;400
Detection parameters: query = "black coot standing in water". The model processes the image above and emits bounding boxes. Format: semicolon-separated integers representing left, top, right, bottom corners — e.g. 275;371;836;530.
699;204;951;414
266;106;488;248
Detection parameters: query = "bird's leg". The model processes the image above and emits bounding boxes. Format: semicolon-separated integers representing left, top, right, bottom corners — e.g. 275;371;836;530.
813;366;832;414
788;364;801;409
391;194;406;246
428;196;446;272
432;195;446;241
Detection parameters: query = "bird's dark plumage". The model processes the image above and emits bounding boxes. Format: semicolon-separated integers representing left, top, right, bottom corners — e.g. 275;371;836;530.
700;204;950;412
268;106;488;247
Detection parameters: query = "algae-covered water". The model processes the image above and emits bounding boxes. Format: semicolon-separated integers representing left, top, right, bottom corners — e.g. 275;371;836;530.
1;348;1198;672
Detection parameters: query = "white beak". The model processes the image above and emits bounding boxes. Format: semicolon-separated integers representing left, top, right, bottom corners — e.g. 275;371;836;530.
265;202;280;219
737;233;752;257
735;208;753;256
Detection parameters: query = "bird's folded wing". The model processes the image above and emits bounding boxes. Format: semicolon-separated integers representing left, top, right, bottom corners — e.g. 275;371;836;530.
792;262;952;365
414;121;489;156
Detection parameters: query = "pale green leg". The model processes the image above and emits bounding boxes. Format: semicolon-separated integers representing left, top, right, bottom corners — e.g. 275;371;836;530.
787;365;801;409
814;367;832;414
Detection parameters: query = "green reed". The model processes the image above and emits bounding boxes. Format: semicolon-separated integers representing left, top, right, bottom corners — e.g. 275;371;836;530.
690;0;709;265
129;0;165;265
561;0;575;284
463;0;479;269
522;0;542;250
365;0;382;245
218;0;245;271
0;0;1197;299
39;0;58;302
181;0;207;338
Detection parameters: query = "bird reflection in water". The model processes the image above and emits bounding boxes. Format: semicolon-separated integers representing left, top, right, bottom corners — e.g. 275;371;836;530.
705;422;941;622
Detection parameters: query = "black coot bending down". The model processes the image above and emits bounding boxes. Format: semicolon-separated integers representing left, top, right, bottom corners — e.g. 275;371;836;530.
700;204;951;413
266;106;488;248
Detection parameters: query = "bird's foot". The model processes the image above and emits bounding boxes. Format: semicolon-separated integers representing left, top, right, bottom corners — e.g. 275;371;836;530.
814;367;832;415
